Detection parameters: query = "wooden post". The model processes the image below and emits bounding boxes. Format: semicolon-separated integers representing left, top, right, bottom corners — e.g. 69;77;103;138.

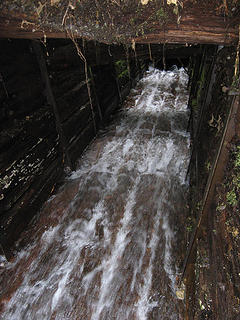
32;40;74;170
111;56;122;103
88;65;103;122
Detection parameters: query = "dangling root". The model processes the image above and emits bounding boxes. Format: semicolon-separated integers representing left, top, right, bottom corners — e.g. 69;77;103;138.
64;13;97;134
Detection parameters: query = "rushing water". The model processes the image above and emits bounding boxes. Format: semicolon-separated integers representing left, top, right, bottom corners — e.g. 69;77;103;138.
0;67;190;320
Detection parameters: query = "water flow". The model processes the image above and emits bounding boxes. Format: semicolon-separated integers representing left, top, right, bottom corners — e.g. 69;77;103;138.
0;67;190;320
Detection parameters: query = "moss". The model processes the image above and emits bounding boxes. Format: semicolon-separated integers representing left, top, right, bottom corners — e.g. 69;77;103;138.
223;143;240;208
191;98;198;115
226;189;237;207
234;146;240;167
196;65;206;104
115;60;129;80
155;8;168;22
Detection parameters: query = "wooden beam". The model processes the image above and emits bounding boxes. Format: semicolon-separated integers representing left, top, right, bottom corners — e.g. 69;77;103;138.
32;40;74;170
0;8;239;45
134;13;239;45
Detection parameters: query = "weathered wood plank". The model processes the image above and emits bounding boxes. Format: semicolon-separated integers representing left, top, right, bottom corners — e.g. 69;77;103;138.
0;9;239;45
67;120;96;165
0;156;63;253
0;39;65;255
32;40;73;170
0;110;57;171
0;134;60;214
62;102;93;144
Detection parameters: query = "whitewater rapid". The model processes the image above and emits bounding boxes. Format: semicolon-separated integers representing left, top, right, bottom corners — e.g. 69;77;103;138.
0;66;190;320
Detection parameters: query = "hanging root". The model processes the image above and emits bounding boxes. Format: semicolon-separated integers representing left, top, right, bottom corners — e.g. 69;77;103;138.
234;25;240;79
148;43;153;62
216;0;228;15
231;24;240;90
124;45;131;81
163;43;166;70
64;15;97;134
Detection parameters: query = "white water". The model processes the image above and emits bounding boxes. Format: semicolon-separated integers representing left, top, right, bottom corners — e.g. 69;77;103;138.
0;67;190;320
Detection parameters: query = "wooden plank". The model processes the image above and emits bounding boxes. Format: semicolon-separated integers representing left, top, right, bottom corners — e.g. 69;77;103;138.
0;109;57;171
62;102;92;144
32;40;74;170
55;84;90;122
67;120;96;166
0;134;60;214
0;9;238;45
0;156;63;257
180;89;240;284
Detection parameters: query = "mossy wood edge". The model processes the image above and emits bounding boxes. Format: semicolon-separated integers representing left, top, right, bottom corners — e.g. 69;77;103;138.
0;1;239;45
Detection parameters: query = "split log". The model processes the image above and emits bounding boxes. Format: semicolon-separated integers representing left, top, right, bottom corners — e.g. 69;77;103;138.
0;8;239;45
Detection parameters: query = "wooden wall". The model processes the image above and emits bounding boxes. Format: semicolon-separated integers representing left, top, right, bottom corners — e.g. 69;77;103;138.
0;38;146;256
